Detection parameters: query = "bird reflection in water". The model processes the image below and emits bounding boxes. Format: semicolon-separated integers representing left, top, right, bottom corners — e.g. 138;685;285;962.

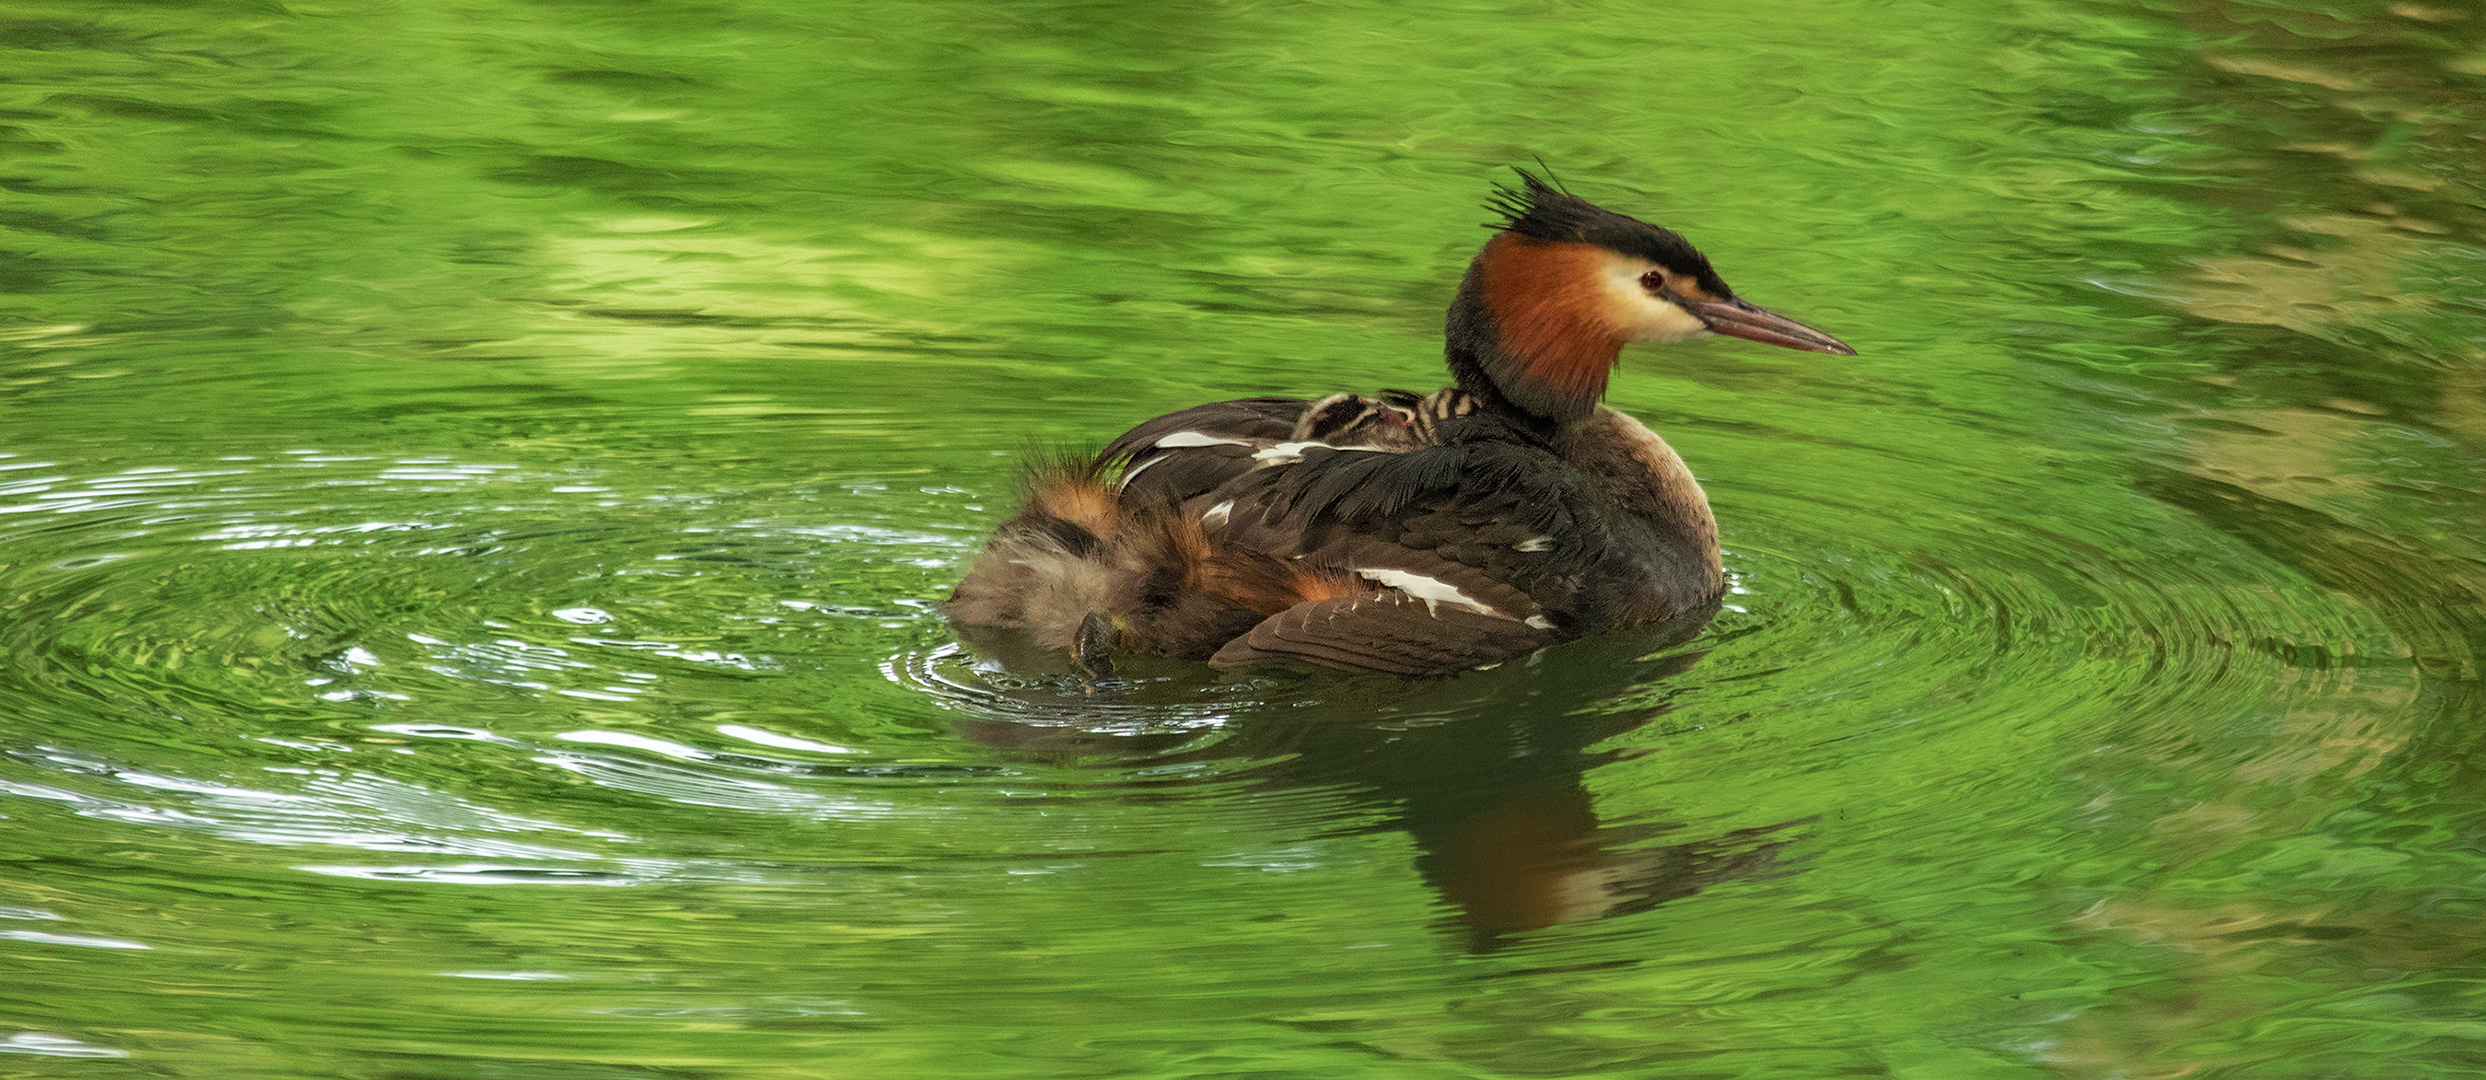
945;621;1797;950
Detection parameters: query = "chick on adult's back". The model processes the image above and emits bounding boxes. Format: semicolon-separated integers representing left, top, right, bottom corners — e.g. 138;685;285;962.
948;171;1853;676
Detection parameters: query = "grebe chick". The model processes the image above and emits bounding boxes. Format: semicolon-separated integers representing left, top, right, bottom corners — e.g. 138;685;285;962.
948;171;1853;676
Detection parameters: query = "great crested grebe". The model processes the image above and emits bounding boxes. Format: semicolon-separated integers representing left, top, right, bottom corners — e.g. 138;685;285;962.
948;171;1854;676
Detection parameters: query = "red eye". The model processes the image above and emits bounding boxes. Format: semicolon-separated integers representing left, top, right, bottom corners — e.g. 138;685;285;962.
1639;270;1666;293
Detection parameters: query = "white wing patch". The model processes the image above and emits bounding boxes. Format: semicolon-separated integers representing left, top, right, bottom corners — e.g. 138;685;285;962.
1117;454;1168;489
1250;441;1388;468
1515;535;1553;553
1154;431;1252;449
1200;499;1235;529
1356;568;1498;618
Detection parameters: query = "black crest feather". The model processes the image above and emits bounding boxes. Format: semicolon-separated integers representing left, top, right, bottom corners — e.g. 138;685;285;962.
1483;168;1734;299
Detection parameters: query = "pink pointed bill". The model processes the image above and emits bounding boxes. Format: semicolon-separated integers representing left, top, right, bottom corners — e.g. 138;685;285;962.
1683;297;1856;355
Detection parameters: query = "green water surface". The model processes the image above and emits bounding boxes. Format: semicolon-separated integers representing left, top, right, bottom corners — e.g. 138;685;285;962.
4;0;2485;1076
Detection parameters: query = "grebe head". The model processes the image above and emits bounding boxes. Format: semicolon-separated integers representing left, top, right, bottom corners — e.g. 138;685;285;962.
1448;169;1855;423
